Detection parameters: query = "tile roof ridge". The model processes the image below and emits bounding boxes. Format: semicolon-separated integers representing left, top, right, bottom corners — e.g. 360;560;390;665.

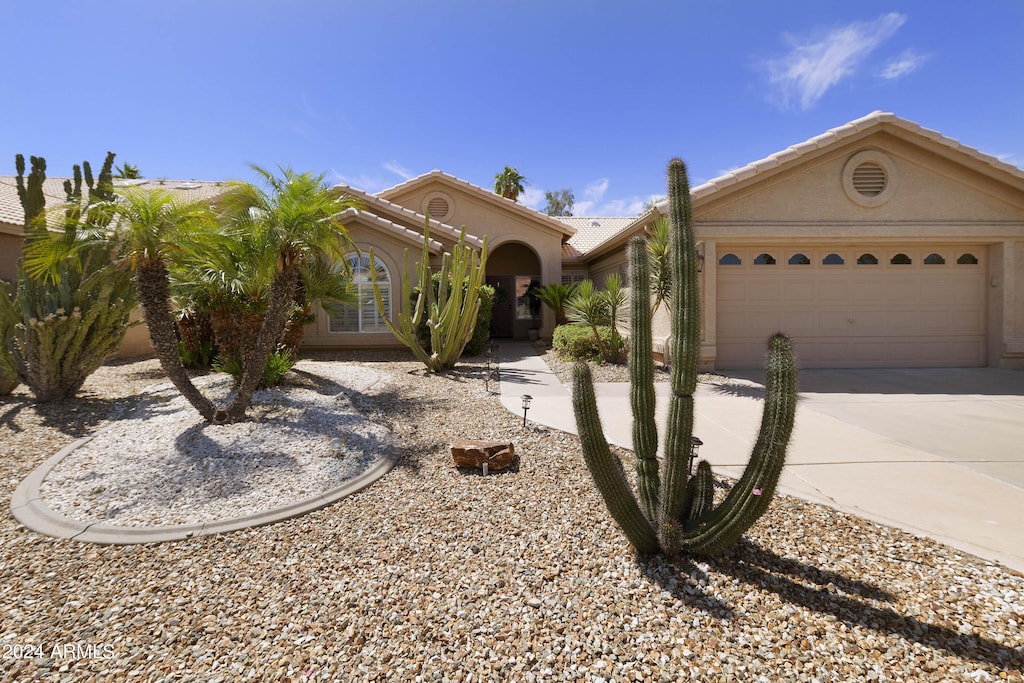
333;182;484;248
337;207;445;252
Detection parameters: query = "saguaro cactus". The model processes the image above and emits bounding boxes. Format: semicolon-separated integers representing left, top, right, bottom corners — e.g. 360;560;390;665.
371;220;488;373
572;158;798;557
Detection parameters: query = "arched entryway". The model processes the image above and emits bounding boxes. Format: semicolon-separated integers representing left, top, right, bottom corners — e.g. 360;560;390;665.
486;242;542;340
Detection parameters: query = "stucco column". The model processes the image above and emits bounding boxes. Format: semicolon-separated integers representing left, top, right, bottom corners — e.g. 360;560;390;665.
701;240;717;367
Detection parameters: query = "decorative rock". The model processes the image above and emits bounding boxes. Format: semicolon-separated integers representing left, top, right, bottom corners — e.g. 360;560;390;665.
451;439;515;471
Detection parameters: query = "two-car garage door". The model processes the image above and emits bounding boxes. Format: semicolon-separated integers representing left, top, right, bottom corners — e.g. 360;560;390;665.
715;246;986;369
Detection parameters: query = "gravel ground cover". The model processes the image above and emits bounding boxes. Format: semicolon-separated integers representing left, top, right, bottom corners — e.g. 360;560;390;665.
2;350;1022;681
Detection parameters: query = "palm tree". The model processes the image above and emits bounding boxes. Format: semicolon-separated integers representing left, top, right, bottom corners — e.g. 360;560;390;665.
493;166;526;202
109;186;224;421
213;165;356;420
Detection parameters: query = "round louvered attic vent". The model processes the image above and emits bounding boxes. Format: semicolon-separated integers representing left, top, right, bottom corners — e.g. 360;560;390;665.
422;192;453;221
427;196;449;217
842;151;897;207
852;162;887;196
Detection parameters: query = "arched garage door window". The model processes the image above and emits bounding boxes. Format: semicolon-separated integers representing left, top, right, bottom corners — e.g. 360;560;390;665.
328;253;390;333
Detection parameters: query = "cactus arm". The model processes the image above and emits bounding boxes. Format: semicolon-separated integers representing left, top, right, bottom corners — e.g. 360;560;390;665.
573;361;660;555
370;247;433;369
681;333;797;554
628;236;661;523
661;158;700;520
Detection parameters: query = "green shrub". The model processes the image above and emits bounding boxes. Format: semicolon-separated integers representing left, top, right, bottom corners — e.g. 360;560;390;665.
213;349;295;388
554;323;624;362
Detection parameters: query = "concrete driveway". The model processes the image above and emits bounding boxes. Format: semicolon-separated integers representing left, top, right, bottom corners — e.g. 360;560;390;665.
725;367;1024;490
499;343;1024;573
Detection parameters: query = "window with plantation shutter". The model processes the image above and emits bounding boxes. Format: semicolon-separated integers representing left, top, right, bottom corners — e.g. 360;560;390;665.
328;253;390;333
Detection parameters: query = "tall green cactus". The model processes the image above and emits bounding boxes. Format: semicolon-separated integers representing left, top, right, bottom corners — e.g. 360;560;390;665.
0;281;19;396
15;154;47;229
572;158;798;557
12;152;137;401
370;219;488;373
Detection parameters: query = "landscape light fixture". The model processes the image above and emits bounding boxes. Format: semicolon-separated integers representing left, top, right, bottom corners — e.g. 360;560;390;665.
521;394;532;428
687;436;704;476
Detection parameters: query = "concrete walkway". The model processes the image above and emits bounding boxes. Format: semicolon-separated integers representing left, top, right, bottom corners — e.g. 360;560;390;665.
498;342;1024;574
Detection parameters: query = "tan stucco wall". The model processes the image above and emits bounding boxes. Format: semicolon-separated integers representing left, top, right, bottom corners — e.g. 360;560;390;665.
1;230;22;286
383;181;566;337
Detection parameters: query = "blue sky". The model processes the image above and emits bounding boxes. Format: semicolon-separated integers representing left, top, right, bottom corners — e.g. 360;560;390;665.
3;1;1022;216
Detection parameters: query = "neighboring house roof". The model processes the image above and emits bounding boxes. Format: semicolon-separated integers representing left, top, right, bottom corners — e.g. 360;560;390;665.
336;207;444;254
378;170;577;239
581;111;1024;262
0;176;230;231
559;216;636;261
333;183;484;249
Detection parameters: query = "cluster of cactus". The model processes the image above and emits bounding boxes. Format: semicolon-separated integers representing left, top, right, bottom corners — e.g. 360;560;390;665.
572;158;798;556
10;153;137;401
371;219;488;373
0;281;19;395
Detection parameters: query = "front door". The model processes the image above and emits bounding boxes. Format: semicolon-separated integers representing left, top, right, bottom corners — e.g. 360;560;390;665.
487;276;514;337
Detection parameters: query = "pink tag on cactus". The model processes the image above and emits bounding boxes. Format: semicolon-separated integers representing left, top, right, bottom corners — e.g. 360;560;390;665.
752;488;763;496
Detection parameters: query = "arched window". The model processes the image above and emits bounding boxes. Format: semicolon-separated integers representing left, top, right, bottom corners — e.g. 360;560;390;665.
788;253;810;265
328;252;390;333
957;253;979;265
754;253;776;265
924;253;946;265
822;253;845;265
856;253;878;265
890;253;912;265
718;253;742;266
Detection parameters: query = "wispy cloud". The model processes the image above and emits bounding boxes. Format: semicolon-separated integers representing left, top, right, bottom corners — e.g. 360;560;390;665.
330;161;416;193
519;186;546;210
583;178;610;202
880;49;929;80
383;161;414;180
765;12;907;110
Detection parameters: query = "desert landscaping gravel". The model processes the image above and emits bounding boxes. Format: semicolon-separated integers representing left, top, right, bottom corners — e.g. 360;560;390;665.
2;350;1022;681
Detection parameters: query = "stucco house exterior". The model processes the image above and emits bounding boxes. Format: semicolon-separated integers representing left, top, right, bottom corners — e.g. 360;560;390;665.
2;111;1023;369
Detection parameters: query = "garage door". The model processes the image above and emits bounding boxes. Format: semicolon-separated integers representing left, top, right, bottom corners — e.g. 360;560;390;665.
715;246;986;369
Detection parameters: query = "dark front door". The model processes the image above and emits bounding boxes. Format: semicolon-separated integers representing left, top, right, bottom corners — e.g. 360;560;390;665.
487;276;514;338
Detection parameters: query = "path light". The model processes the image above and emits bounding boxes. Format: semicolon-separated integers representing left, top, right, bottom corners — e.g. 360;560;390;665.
687;436;703;476
521;394;532;428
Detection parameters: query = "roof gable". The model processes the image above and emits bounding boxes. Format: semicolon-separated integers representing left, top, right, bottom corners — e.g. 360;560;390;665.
332;183;483;249
378;170;577;239
679;111;1024;206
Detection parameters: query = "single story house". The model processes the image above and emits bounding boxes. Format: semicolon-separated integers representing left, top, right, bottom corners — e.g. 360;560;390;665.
2;111;1023;369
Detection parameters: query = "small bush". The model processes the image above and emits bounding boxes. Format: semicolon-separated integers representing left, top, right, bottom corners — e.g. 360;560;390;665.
554;324;625;362
213;349;295;388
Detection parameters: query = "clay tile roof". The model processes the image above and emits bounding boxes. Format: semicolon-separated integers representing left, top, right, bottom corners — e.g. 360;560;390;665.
332;183;483;249
560;216;636;257
0;177;229;228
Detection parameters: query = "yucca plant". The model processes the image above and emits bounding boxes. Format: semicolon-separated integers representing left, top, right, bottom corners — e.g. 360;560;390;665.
572;158;798;557
535;282;577;326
